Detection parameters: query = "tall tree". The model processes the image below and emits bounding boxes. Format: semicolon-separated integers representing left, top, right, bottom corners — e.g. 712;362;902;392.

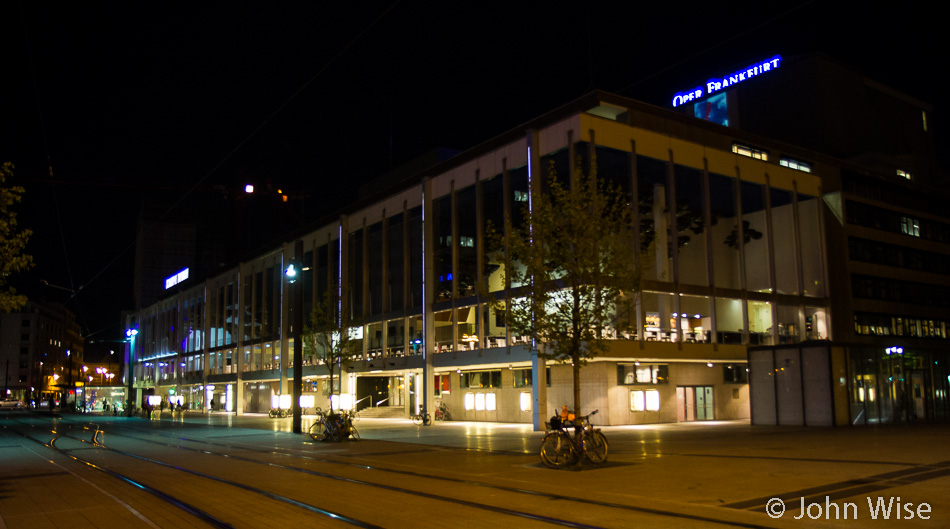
300;285;362;412
502;158;640;415
0;162;33;312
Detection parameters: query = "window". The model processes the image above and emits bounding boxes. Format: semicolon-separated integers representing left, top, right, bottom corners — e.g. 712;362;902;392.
520;392;532;411
723;364;749;383
732;143;768;161
617;364;669;385
780;157;812;173
901;217;920;237
434;374;451;396
460;370;501;389
630;390;660;411
897;169;911;180
513;368;532;387
465;392;496;411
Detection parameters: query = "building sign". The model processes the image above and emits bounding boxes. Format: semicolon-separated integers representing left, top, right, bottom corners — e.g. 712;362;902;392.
164;268;190;289
672;55;782;108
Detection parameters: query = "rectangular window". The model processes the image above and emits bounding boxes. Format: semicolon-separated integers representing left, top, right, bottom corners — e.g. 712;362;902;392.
723;364;749;383
901;217;920;237
434;374;451;395
780;157;812;173
464;392;474;411
520;392;532;411
732;143;768;161
617;364;669;385
513;368;532;387
630;390;661;411
460;370;501;389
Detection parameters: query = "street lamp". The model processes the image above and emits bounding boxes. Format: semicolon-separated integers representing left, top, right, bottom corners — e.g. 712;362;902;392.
126;328;138;414
286;240;304;434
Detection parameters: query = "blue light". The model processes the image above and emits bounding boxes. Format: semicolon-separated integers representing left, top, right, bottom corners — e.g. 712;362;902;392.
673;55;782;108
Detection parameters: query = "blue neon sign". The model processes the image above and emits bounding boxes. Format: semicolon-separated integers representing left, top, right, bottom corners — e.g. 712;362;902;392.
672;55;782;108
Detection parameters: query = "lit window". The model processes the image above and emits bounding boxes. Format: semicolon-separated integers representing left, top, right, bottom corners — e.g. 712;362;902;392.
520;392;531;411
475;393;485;411
645;390;660;411
901;217;920;237
631;390;645;411
897;169;911;180
732;143;768;161
780;157;812;173
485;393;496;411
514;190;529;202
464;392;475;410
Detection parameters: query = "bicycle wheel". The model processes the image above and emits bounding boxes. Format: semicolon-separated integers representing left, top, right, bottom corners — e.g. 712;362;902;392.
349;425;360;441
308;419;327;442
329;424;343;442
351;411;360;422
422;413;431;426
412;414;423;425
583;430;608;464
278;409;288;418
268;409;277;418
540;432;574;469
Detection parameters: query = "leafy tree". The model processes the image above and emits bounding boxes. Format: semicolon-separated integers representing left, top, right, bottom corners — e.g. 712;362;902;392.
500;158;640;415
300;285;362;412
0;162;33;312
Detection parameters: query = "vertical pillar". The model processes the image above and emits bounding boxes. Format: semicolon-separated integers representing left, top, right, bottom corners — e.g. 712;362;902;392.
235;265;246;416
422;177;435;419
292;239;304;434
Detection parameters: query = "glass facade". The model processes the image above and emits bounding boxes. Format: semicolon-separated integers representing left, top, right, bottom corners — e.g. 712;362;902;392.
126;100;848;426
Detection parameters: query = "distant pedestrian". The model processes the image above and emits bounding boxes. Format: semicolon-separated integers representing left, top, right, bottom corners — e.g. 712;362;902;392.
210;398;216;411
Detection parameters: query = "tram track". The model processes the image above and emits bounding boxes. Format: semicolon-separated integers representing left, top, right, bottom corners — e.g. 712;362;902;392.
42;416;779;529
6;417;614;528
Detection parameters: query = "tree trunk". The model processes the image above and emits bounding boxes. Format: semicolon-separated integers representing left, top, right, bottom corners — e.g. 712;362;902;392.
572;352;581;416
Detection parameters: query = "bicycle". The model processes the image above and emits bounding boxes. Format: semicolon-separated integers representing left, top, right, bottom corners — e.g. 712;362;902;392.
435;402;450;421
411;411;431;426
268;408;288;418
309;409;359;442
539;409;608;469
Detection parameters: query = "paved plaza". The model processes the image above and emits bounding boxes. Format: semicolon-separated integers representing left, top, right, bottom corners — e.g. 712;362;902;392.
2;410;948;528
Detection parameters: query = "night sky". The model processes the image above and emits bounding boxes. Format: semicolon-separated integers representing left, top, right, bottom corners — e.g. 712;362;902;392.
1;2;943;348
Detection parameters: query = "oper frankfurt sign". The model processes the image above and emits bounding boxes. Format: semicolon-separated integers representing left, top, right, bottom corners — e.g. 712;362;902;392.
672;55;782;108
164;268;190;289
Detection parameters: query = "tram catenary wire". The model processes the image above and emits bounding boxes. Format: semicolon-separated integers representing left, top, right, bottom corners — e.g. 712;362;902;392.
59;417;779;529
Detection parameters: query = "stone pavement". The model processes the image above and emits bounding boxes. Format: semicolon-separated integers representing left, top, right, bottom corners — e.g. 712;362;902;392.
2;409;949;528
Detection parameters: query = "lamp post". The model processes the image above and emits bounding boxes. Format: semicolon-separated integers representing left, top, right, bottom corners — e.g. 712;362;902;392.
126;328;138;415
286;240;304;434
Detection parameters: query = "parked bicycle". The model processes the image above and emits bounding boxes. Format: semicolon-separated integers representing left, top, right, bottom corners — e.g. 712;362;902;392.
268;408;288;418
309;408;359;442
539;409;608;468
411;411;431;426
435;402;450;421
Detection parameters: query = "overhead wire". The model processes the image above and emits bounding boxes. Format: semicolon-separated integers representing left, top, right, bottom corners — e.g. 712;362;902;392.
18;0;90;334
44;2;401;319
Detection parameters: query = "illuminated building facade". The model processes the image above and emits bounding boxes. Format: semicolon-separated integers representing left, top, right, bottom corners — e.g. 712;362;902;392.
0;301;84;407
126;57;947;426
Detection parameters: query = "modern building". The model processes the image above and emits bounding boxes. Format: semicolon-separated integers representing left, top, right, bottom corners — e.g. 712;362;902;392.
125;54;947;427
0;301;84;407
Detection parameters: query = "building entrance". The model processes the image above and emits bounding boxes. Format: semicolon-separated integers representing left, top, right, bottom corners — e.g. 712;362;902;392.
676;386;714;421
356;376;404;411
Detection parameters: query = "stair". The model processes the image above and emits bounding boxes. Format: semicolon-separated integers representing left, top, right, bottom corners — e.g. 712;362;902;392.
357;406;405;419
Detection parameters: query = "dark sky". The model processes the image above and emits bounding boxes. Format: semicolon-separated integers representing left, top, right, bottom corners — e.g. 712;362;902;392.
2;2;943;344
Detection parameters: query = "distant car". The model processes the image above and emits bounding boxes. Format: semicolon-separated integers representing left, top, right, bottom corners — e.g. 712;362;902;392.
0;399;22;409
